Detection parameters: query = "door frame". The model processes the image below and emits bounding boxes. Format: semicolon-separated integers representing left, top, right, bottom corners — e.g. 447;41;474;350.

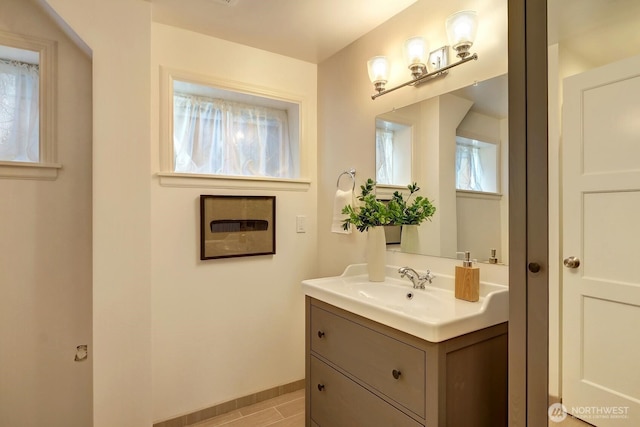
508;0;549;425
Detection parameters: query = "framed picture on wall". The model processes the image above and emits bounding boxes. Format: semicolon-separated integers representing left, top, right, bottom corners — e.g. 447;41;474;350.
200;195;276;260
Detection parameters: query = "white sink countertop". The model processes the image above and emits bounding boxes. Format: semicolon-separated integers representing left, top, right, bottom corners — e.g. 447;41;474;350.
301;264;508;342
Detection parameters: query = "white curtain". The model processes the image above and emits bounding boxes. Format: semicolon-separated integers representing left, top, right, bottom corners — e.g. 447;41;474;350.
0;59;39;162
456;144;483;191
375;128;394;184
173;93;293;178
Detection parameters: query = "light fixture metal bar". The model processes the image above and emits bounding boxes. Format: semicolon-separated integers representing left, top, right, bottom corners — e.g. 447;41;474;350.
371;53;478;100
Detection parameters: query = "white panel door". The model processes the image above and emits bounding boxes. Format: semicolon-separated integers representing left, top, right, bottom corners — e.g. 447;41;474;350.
562;53;640;426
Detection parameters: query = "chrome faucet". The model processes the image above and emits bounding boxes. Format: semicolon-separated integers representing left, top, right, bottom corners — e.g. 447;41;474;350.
398;266;435;289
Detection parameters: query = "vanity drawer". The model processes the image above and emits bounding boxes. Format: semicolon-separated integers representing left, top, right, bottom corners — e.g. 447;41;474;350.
310;304;426;418
310;355;423;427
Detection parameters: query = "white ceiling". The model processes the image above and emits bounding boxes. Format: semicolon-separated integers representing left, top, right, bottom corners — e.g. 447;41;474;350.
149;0;640;83
451;74;508;119
549;0;640;66
150;0;418;64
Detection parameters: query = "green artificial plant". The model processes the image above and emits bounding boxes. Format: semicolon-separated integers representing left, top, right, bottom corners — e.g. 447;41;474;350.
341;179;392;232
387;182;436;225
342;179;436;232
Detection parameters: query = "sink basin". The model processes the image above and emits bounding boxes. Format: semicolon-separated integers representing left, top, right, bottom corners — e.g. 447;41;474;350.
301;264;508;342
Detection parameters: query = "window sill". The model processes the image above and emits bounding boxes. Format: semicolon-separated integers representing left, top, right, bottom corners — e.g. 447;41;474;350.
456;190;503;200
0;161;62;180
156;172;311;191
376;184;408;200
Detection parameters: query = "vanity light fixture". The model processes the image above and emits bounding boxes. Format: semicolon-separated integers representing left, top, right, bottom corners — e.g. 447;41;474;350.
446;10;478;59
367;56;390;94
403;36;429;79
368;10;479;100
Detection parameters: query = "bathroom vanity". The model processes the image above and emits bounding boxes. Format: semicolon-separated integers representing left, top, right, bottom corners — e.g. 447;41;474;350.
302;265;508;427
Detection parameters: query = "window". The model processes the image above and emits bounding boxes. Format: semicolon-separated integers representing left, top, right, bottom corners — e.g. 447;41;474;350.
0;30;57;180
455;136;498;193
173;88;295;178
159;70;306;189
0;53;39;162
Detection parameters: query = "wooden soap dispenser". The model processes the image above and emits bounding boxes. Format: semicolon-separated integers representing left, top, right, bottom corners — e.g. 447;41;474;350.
455;251;480;302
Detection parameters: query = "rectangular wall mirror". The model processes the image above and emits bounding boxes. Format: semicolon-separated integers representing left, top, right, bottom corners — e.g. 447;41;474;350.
376;73;508;264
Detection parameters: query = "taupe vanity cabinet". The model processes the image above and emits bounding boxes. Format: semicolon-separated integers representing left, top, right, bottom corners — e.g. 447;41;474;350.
305;297;507;427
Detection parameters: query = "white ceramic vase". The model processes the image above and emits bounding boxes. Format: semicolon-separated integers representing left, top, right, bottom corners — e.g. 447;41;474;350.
400;224;420;254
367;226;386;282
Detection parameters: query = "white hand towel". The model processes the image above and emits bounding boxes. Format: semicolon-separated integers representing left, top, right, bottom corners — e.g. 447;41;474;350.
331;189;354;234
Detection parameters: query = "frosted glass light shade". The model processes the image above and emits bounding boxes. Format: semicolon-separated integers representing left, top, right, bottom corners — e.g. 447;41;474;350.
446;10;478;58
367;56;390;84
403;36;429;67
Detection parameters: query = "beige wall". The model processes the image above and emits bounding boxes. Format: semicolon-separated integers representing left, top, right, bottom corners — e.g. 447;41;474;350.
27;3;319;423
39;0;153;426
0;0;92;426
150;23;318;423
12;0;510;425
456;110;506;263
27;1;317;423
317;0;508;277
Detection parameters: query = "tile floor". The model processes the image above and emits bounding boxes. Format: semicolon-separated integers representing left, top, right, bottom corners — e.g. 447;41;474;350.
187;388;595;427
550;414;594;427
189;389;305;427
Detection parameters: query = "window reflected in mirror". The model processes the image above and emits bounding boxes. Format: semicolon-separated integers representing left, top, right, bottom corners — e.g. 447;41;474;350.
455;136;498;193
375;118;411;187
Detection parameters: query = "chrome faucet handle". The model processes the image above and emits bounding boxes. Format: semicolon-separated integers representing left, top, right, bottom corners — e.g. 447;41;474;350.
422;269;435;284
414;271;432;287
398;266;434;289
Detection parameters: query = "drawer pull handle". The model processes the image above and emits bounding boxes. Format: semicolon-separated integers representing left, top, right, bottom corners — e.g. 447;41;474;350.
317;331;325;338
392;369;402;380
317;384;325;391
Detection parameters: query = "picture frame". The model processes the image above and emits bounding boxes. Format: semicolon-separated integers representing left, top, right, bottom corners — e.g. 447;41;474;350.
200;195;276;260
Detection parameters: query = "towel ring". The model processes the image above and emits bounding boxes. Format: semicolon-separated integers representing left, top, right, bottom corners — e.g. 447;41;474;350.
337;169;356;191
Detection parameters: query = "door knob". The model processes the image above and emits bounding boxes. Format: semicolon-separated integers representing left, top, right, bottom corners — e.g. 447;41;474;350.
528;262;541;273
563;256;581;269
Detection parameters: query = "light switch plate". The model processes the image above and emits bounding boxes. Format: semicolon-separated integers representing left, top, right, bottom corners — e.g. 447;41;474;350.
296;215;307;233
